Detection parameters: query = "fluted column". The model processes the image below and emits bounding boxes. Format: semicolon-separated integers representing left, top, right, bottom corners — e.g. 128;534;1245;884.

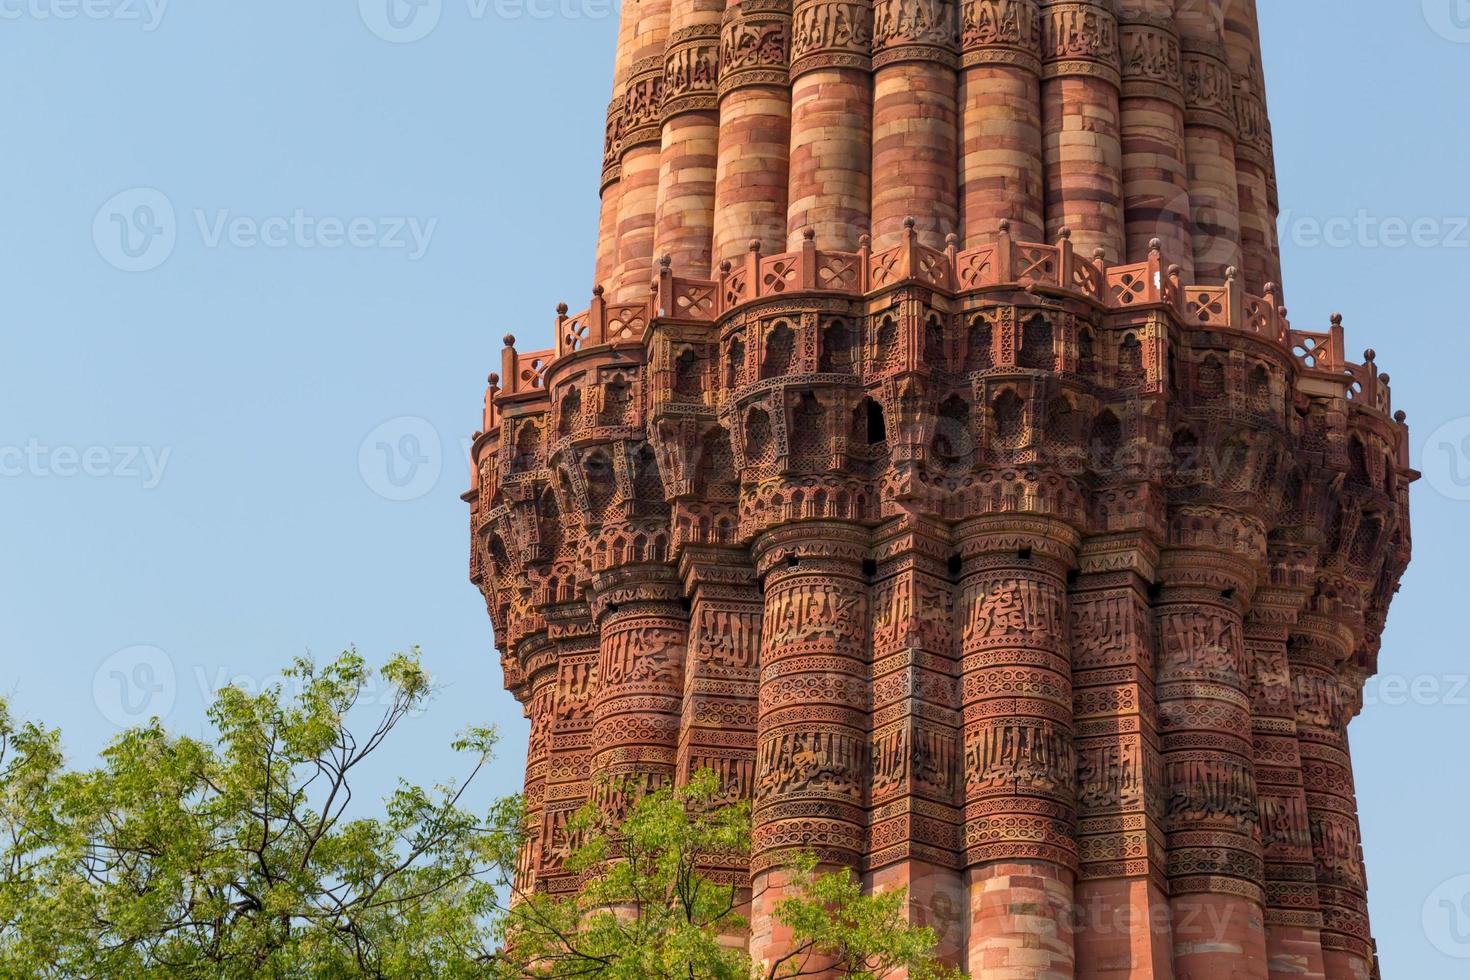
1176;0;1241;280
1154;535;1268;980
676;547;762;796
957;517;1079;978
786;0;874;250
1223;0;1279;293
655;0;724;275
596;97;625;292
538;607;601;897
713;0;793;267
1070;536;1173;979
587;565;689;809
518;641;558;897
1117;1;1194;275
958;0;1045;246
1040;0;1125;261
614;0;675;301
1245;586;1328;980
749;522;871;972
1290;612;1373;980
866;521;965;969
869;0;959;250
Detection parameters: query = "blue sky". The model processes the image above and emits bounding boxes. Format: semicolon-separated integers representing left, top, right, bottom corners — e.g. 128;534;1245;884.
1;1;1467;973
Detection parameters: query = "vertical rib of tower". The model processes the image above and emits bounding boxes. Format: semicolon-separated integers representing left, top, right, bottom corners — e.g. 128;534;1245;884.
958;0;1045;245
1118;0;1194;275
869;0;959;250
957;517;1080;977
1040;0;1125;260
595;11;635;293
1176;0;1242;279
1223;0;1279;293
786;0;874;249
614;0;675;300
749;523;871;972
1154;528;1270;979
655;0;724;275
713;0;793;266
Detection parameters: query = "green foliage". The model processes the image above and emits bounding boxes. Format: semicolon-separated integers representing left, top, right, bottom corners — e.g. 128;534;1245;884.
492;770;752;980
0;648;504;978
493;774;963;980
0;651;961;980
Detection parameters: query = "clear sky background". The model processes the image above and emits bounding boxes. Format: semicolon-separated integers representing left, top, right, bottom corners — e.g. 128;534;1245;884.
2;1;1467;973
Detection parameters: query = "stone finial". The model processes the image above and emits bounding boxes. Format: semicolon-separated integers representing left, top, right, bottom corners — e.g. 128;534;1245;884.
720;260;732;274
1149;238;1162;252
803;227;816;241
945;233;958;247
593;285;605;297
1380;373;1390;384
659;254;672;269
1225;266;1237;281
749;239;762;252
859;234;871;248
903;215;916;230
1364;348;1376;362
487;373;499;385
1395;410;1407;423
556;302;569;316
1058;226;1071;240
998;219;1011;233
1093;247;1106;261
1168;264;1182;277
503;334;516;348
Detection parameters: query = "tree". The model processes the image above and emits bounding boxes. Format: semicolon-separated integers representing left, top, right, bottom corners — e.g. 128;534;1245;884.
492;773;963;980
0;650;962;979
0;649;511;978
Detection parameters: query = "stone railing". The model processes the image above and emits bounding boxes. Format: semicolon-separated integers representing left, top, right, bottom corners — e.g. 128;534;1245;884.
481;221;1395;428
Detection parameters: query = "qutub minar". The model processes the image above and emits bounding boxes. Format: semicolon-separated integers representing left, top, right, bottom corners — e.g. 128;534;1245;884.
465;0;1414;976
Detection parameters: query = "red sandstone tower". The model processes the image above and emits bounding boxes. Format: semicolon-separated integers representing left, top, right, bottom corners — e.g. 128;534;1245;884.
466;2;1414;977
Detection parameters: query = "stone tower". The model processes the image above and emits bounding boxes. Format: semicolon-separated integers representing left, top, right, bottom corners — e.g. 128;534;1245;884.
465;1;1414;977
